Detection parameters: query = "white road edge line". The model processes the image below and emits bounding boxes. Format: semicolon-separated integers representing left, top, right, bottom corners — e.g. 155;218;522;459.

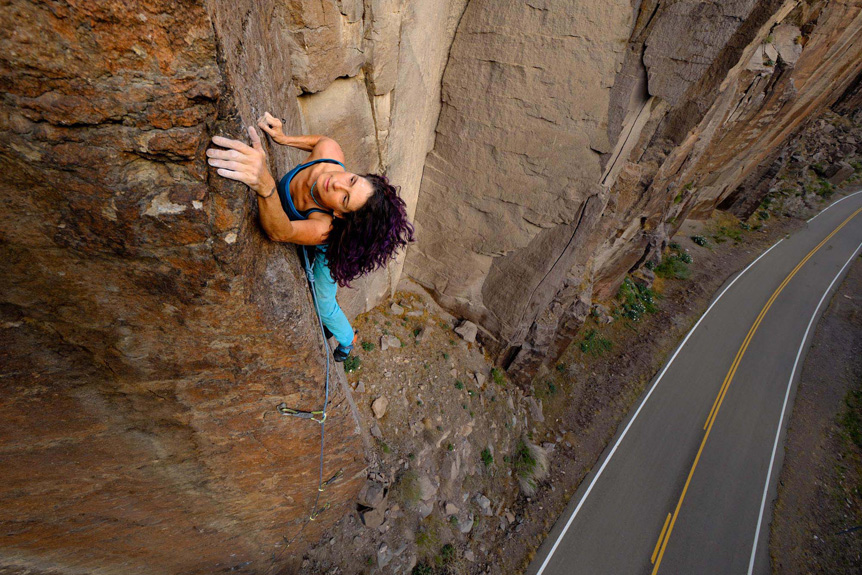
806;189;862;223
535;237;786;575
746;239;862;575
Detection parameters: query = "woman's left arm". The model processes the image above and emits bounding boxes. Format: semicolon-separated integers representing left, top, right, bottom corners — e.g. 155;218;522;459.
207;127;297;241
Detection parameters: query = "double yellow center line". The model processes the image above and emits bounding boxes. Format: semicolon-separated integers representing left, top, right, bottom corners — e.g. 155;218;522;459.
651;206;862;574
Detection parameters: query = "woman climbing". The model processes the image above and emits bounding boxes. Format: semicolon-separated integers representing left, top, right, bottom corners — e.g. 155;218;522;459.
206;112;414;362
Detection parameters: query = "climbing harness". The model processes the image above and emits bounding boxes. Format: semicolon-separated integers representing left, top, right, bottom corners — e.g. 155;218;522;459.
267;245;343;569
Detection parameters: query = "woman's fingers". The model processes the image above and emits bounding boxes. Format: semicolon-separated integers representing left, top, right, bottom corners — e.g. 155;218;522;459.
206;147;250;162
248;126;264;152
216;168;252;185
257;119;274;135
211;135;253;154
206;158;243;171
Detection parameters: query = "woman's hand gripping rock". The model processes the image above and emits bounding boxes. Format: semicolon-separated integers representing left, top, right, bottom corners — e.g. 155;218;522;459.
206;126;277;198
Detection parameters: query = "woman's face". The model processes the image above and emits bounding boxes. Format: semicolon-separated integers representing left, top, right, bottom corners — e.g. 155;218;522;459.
316;171;374;217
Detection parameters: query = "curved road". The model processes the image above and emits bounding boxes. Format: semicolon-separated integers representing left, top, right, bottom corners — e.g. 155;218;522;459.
526;189;862;575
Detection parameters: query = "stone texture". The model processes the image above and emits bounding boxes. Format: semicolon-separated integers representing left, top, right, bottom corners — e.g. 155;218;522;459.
405;0;632;379
372;396;390;419
406;0;862;383
0;1;365;573
454;320;478;343
282;0;365;94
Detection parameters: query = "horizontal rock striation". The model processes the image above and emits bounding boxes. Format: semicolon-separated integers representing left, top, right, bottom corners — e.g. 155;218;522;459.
0;1;365;573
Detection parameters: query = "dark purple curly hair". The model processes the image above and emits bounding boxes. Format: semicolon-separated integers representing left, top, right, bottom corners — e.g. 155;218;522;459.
324;174;415;287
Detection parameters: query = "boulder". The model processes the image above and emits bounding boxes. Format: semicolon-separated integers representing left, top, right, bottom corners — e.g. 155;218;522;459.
455;320;478;343
357;480;388;509
359;506;386;529
371;396;389;419
827;162;855;186
380;334;401;351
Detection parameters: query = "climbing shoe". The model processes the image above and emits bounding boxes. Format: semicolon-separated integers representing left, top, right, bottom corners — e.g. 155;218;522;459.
323;325;334;340
333;343;353;362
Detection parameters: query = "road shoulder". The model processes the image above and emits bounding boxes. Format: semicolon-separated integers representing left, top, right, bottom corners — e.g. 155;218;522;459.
769;254;862;574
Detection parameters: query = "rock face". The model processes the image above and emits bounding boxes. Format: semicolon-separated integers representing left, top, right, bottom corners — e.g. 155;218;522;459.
405;0;862;382
0;1;365;573
2;0;861;570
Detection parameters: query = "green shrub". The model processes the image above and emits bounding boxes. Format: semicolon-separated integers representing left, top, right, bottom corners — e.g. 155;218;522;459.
412;563;433;575
757;210;770;220
454;380;464;390
361;341;375;352
654;255;691;280
490;367;506;386
691;235;709;247
343;356;361;373
481;447;494;466
616;277;659;321
580;329;613;356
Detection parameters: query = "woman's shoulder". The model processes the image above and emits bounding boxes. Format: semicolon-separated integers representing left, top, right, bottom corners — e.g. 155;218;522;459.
306;210;334;223
305;137;346;166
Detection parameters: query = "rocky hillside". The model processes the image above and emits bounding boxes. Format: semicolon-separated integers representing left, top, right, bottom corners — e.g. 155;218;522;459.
0;1;860;573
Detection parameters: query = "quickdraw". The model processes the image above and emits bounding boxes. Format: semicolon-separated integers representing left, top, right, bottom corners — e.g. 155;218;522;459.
276;402;327;423
318;469;343;492
309;502;330;521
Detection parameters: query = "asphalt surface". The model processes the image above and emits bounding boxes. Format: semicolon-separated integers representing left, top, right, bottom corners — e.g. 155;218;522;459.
526;190;862;575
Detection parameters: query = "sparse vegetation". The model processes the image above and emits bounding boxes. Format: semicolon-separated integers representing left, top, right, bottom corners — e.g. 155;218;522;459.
343;355;361;373
712;225;743;244
691;234;709;247
435;543;456;566
654;242;694;279
391;470;421;506
805;177;835;198
579;329;613;356
454;380;464;390
616;277;659;321
490;367;506;387
481;447;494;466
513;438;549;496
361;341;375;352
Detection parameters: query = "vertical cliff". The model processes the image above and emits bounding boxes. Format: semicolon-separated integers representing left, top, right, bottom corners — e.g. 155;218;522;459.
405;0;862;382
0;1;365;573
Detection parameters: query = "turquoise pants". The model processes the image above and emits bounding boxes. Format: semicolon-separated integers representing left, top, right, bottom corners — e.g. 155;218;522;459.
309;247;354;347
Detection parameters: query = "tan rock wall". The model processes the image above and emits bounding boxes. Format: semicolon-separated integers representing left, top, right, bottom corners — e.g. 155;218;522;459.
405;0;862;382
0;1;365;573
290;0;469;318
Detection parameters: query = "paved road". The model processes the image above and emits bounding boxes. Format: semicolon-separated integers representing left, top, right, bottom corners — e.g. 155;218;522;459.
526;190;862;575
